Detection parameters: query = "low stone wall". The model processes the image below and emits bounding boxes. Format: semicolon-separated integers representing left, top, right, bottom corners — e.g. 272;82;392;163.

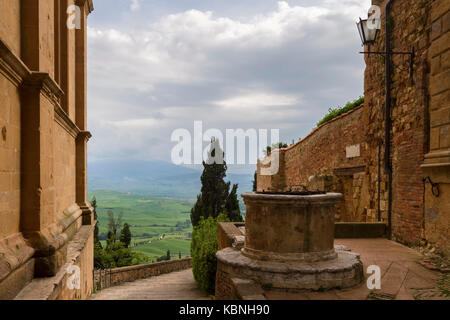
94;258;192;291
218;222;245;250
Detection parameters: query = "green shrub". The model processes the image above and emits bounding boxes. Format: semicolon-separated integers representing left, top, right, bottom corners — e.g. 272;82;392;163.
94;242;150;269
264;142;289;156
316;96;364;127
191;213;229;294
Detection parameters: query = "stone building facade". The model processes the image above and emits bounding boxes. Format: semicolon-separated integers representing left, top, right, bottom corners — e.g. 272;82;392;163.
0;0;95;299
258;0;449;255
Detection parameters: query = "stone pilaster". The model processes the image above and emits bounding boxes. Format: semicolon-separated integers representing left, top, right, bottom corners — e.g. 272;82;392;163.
20;72;67;277
76;131;93;225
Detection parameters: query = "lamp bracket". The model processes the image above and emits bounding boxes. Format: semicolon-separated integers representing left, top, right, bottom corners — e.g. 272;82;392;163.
359;46;415;85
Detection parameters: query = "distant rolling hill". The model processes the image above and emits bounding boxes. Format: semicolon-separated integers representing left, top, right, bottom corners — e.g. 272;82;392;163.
87;159;254;201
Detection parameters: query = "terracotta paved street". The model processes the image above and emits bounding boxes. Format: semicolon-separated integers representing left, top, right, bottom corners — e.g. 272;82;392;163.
90;269;210;300
265;239;449;300
90;239;448;300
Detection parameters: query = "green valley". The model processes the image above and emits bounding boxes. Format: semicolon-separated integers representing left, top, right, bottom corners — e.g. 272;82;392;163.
88;190;194;262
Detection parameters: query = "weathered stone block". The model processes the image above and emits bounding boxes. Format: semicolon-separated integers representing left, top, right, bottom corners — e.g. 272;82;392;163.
431;0;450;22
444;10;450;32
430;69;450;95
432;18;442;40
430;127;441;150
429;32;450;57
431;55;441;75
430;90;450;111
441;49;450;71
430;108;450;127
440;125;449;148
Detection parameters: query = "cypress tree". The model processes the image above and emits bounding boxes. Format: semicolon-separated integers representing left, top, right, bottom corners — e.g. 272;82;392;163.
252;171;257;192
225;184;243;222
91;196;102;249
106;231;114;249
119;223;132;248
190;138;242;226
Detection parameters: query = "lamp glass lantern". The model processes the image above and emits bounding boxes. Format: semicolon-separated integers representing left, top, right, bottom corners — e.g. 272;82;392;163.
357;18;379;46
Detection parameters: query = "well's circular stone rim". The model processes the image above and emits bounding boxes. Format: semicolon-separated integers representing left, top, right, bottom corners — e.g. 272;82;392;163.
217;247;364;290
241;192;343;206
241;247;338;263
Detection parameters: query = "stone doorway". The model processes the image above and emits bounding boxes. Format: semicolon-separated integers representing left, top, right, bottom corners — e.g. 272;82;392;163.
333;166;369;222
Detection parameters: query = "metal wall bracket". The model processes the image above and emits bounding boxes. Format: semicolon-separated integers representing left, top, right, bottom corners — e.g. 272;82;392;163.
359;46;415;85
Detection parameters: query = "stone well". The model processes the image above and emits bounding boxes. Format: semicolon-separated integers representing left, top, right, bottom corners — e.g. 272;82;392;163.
216;192;364;292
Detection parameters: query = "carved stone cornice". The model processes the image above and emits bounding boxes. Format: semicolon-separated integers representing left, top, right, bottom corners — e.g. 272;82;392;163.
22;72;63;106
0;38;30;87
75;0;94;14
77;130;92;142
54;104;81;138
421;150;450;168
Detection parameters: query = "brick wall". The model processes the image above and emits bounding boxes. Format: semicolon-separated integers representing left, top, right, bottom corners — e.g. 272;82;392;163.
257;0;449;252
257;105;374;222
254;0;450;253
364;0;430;246
94;258;192;291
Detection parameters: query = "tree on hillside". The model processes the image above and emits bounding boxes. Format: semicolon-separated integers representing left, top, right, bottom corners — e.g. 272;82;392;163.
166;250;171;261
91;196;102;248
190;138;242;226
119;223;132;248
91;196;106;269
107;210;123;243
224;184;242;222
106;231;115;248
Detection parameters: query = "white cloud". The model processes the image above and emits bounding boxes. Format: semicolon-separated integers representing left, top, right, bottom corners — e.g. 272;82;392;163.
214;91;300;109
130;0;142;12
105;118;167;128
87;0;371;164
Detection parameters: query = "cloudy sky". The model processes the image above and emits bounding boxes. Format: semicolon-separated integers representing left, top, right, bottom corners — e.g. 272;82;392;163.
87;0;371;172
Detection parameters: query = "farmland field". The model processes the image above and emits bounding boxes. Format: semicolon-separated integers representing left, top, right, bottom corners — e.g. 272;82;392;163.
88;190;194;261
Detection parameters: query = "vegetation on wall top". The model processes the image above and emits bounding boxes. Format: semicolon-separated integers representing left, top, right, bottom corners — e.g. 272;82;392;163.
316;96;364;127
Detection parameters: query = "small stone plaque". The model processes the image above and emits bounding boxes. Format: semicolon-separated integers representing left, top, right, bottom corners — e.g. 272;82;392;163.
346;144;360;158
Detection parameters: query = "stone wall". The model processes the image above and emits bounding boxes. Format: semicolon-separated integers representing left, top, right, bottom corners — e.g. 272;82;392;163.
94;258;192;291
257;0;450;254
216;223;264;300
364;0;449;250
0;0;96;299
422;1;450;256
54;122;77;218
0;49;21;240
362;0;429;246
0;0;21;56
257;105;374;222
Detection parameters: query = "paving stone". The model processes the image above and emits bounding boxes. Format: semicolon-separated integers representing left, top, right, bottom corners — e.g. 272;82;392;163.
90;269;209;300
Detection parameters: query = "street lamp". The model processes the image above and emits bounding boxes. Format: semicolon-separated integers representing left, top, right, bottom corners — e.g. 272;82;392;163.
356;13;414;84
356;18;379;46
